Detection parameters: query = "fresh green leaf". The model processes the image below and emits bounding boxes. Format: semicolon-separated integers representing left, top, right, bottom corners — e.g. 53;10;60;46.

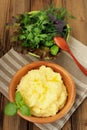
58;8;67;19
44;40;54;47
19;104;31;116
15;91;31;116
4;102;17;116
19;35;26;40
7;6;73;58
34;28;41;34
15;91;24;107
20;13;30;25
34;36;40;44
50;45;59;55
22;41;29;47
4;91;31;117
25;25;33;31
27;33;33;40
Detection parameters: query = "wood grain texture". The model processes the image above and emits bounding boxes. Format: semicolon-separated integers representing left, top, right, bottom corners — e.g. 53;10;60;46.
63;0;87;45
62;120;71;130
0;0;87;130
0;94;3;130
31;0;51;11
71;98;87;130
52;0;63;7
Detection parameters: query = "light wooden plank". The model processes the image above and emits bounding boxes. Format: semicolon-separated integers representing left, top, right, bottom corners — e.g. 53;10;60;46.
31;0;51;11
71;98;87;130
63;0;87;45
0;93;3;130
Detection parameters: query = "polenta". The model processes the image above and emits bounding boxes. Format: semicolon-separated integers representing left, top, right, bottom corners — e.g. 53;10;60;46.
17;65;67;117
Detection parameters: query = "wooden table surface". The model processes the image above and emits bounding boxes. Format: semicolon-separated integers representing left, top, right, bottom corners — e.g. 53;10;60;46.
0;0;87;130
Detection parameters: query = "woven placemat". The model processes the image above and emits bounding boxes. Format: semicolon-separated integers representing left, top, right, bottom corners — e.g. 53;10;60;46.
0;36;87;130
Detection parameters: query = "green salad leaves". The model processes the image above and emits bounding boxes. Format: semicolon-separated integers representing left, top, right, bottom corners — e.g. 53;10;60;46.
4;91;31;116
7;6;73;59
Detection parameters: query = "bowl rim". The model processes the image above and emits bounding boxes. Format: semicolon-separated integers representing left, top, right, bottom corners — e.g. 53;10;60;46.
8;61;76;123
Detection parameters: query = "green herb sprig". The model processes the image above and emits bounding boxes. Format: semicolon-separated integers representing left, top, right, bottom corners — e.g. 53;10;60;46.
4;91;31;116
7;6;74;59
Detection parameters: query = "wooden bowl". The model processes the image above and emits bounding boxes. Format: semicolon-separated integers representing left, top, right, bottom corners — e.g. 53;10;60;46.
9;61;76;124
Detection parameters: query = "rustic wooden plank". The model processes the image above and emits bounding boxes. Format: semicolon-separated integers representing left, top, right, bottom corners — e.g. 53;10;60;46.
52;0;63;7
0;0;10;49
33;125;41;130
31;0;52;11
28;122;34;130
24;0;31;12
62;120;72;130
18;118;28;130
71;98;87;130
63;0;87;45
0;94;3;130
0;41;4;57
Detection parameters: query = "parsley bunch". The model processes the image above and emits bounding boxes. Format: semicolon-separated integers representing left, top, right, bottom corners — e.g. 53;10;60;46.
7;6;72;59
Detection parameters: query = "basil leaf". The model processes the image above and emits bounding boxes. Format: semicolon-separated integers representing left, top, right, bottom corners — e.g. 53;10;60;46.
19;104;31;116
4;102;17;116
15;91;24;107
44;40;54;47
15;91;31;116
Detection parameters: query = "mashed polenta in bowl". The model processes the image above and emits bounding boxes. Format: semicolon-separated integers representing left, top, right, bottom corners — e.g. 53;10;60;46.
9;61;76;123
17;65;67;117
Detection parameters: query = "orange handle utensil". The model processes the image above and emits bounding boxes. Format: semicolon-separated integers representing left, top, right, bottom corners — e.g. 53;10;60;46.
54;36;87;75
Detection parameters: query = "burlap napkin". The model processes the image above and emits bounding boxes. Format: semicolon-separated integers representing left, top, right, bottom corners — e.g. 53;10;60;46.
0;36;87;130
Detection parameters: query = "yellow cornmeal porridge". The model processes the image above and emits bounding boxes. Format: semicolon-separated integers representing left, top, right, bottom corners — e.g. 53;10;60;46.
17;65;67;117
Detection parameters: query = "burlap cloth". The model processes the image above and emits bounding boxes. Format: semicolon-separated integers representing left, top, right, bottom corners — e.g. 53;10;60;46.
0;36;87;130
